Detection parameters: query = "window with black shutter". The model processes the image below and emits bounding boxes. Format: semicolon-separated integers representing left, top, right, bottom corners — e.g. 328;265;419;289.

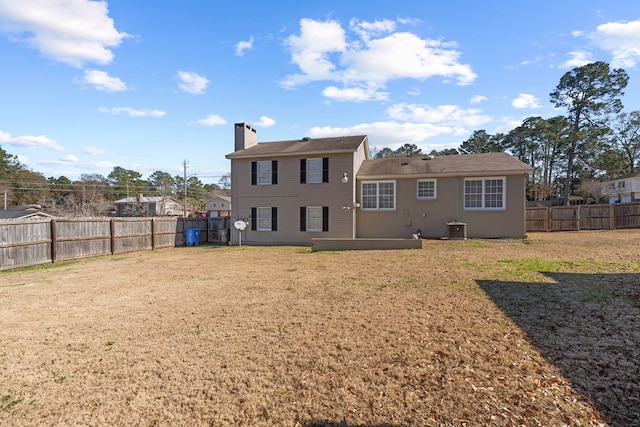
251;162;257;186
322;157;329;183
271;207;278;231
271;161;278;185
322;206;329;231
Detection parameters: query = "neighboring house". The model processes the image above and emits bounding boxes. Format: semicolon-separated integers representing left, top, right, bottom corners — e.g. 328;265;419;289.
604;172;640;204
226;122;533;245
0;206;55;220
114;195;184;216
205;196;231;217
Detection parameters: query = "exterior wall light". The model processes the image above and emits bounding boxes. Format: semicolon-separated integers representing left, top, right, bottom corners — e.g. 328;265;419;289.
342;172;349;183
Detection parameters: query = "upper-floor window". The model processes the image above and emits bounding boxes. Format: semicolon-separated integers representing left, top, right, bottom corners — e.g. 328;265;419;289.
618;181;626;189
417;179;437;199
300;158;329;183
251;161;278;185
464;177;505;210
362;181;395;210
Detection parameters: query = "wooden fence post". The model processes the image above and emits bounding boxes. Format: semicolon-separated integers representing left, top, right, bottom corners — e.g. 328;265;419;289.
546;207;550;232
110;219;116;255
610;204;614;230
50;219;57;263
151;218;156;250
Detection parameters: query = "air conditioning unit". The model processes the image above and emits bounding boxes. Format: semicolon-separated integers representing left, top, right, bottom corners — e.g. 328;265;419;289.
447;222;467;240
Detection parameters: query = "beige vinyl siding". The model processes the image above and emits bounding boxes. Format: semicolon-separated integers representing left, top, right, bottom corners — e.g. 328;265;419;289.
230;153;357;245
356;174;528;239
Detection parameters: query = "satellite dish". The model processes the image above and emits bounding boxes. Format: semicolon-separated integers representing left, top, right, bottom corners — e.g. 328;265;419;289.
234;220;248;246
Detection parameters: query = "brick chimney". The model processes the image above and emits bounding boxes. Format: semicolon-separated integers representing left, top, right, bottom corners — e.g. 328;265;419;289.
234;122;257;151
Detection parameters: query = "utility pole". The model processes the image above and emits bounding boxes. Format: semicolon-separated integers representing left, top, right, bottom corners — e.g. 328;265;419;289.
183;159;188;217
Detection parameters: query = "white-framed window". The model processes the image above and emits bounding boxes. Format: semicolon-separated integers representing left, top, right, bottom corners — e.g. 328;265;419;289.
307;206;323;231
257;207;272;231
300;206;328;232
306;158;322;184
361;181;396;210
257;161;272;185
464;177;505;210
417;179;437;199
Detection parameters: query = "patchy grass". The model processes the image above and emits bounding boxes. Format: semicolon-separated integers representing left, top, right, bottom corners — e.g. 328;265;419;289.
0;230;638;426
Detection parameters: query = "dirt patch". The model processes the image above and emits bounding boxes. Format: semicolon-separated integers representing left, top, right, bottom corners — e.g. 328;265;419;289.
1;230;639;426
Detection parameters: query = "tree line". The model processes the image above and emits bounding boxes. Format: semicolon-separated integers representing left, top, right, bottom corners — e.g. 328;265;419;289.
0;151;231;216
372;62;639;205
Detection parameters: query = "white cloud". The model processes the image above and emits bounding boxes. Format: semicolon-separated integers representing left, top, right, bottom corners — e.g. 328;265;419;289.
470;95;487;104
0;129;64;150
282;18;347;87
79;69;126;92
512;93;541;109
0;0;128;67
387;103;492;128
177;70;210;94
397;17;423;26
98;107;166;117
590;20;640;68
195;114;227;126
308;102;492;149
349;18;395;42
520;55;542;66
281;17;477;99
59;154;79;163
560;51;594;69
309;121;454;147
82;146;105;155
322;85;389;102
253;116;276;128
235;36;254;56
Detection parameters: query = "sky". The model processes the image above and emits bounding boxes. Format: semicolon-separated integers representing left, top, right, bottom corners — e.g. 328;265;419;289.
1;1;640;185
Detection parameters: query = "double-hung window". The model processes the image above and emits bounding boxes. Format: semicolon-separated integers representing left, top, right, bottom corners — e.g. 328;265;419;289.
251;161;278;185
306;159;322;183
361;181;395;210
464;177;505;210
300;206;329;232
251;207;278;231
300;158;329;183
417;179;437;200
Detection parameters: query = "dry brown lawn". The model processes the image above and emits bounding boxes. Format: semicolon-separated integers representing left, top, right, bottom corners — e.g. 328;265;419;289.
1;230;639;426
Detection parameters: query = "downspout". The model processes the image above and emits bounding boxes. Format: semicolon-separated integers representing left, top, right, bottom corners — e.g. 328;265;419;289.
456;176;460;221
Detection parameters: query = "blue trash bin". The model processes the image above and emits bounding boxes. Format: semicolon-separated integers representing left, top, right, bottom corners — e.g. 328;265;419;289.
184;228;200;246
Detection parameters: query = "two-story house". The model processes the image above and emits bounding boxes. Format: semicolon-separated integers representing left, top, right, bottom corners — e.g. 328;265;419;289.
226;122;532;245
605;172;640;204
205;195;232;217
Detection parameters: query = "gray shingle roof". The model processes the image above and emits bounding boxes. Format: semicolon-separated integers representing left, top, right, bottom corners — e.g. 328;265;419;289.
226;135;368;159
358;152;533;178
0;209;54;219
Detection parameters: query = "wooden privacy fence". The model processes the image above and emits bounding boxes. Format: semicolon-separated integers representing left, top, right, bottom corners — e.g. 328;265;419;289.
0;217;230;271
526;202;640;232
